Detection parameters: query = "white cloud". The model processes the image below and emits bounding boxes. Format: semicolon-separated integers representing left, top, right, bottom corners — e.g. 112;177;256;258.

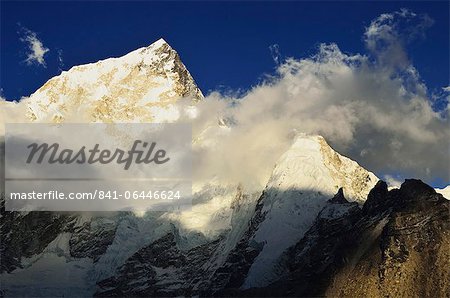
57;49;64;72
384;175;402;189
18;26;49;67
0;88;6;101
186;10;448;188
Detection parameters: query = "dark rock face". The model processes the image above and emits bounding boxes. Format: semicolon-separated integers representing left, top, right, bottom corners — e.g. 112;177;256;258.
0;199;73;273
0;198;119;272
362;180;390;214
235;179;450;297
69;218;118;261
329;187;348;204
96;233;185;297
93;186;258;297
204;191;268;296
95;232;223;297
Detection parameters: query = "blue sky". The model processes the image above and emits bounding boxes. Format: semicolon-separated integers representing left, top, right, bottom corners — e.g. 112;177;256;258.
1;1;448;101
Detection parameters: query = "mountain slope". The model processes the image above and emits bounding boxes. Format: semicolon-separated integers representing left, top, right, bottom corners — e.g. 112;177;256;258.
92;135;378;296
241;135;377;288
237;180;450;297
326;180;450;298
204;135;378;292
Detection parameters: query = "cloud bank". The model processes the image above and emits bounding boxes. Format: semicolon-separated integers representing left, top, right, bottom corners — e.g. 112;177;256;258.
187;9;449;188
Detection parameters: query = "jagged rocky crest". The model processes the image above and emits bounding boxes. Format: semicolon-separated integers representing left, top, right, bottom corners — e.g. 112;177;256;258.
232;180;450;297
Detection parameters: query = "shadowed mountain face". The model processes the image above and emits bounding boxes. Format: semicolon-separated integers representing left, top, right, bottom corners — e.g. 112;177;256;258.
84;179;450;297
2;179;448;297
229;180;450;297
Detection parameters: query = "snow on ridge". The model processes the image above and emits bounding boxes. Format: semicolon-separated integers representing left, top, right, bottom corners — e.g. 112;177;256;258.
22;37;202;123
242;133;378;289
266;134;378;202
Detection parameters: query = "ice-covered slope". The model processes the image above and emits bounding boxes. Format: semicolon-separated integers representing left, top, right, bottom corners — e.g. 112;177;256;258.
23;38;203;123
241;135;378;288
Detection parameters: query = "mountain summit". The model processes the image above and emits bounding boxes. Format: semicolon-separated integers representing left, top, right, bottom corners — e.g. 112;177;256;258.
23;38;203;123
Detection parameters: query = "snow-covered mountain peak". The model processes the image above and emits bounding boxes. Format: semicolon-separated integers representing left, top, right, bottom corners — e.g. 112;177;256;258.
23;38;203;123
242;134;378;288
267;134;378;203
148;37;169;48
145;38;174;52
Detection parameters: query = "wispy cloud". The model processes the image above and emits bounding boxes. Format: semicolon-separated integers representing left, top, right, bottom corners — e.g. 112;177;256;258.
364;8;433;70
269;44;281;65
384;175;403;189
18;25;49;67
57;49;64;71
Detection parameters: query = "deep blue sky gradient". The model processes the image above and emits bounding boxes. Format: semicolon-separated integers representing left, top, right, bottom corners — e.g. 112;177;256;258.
1;1;449;102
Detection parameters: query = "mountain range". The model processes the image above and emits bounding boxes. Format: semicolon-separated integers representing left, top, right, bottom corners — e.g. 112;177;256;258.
1;39;449;297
